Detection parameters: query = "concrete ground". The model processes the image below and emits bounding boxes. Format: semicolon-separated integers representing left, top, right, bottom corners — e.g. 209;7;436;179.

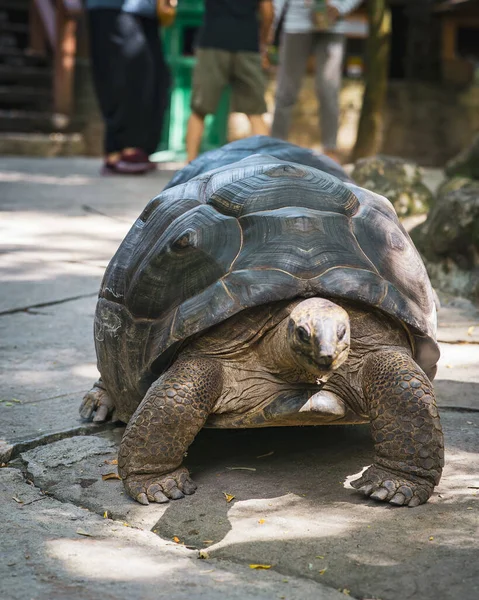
0;157;478;600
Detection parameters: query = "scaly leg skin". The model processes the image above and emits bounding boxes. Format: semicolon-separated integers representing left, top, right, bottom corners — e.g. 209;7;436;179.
118;358;223;505
79;379;114;422
351;350;444;507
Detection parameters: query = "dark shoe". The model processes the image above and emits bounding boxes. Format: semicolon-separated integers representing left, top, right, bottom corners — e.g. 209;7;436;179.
100;161;120;176
116;149;150;174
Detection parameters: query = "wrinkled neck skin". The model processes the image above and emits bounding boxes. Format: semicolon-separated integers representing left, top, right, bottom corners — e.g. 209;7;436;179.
258;318;331;385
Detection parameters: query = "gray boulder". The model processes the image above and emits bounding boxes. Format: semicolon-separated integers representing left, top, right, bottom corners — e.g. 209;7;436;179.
445;133;479;180
352;155;433;217
411;177;479;302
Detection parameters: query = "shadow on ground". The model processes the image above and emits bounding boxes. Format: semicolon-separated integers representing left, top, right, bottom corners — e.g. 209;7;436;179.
150;415;478;600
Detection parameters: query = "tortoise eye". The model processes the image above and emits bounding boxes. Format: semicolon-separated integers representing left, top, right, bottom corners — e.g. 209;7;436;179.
171;230;196;250
296;326;310;343
337;324;346;339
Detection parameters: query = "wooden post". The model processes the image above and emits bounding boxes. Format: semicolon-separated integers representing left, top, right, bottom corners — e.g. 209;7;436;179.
29;1;47;56
351;0;391;161
54;0;78;117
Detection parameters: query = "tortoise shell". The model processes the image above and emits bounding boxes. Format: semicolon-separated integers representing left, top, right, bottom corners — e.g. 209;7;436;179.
94;137;439;421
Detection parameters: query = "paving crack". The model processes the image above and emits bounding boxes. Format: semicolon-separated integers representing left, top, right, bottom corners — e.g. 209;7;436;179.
82;204;132;223
0;292;98;316
1;422;116;463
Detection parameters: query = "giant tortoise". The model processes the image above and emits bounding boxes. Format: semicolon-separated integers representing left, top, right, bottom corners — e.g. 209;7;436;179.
81;136;443;507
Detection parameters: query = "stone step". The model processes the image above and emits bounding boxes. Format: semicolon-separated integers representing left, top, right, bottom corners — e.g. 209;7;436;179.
0;109;64;133
0;131;84;155
0;47;50;67
0;63;51;85
0;0;29;10
0;84;51;109
0;21;29;34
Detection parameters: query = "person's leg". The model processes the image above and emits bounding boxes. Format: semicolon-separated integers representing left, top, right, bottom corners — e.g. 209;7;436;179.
271;32;312;140
142;17;171;156
314;33;345;160
249;115;269;135
113;12;154;158
186;112;205;162
187;49;230;161
231;52;268;135
87;9;124;167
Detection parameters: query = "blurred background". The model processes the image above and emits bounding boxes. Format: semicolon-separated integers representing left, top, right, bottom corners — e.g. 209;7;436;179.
1;0;479;165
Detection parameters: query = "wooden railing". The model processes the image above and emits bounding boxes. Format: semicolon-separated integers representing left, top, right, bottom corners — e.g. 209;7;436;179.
29;0;82;118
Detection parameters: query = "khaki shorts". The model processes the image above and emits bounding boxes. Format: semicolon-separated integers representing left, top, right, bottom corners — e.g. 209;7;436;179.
191;48;267;117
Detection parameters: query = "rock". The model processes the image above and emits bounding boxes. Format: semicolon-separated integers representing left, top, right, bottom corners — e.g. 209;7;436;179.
445;133;479;179
411;177;479;302
21;435;115;486
352;155;433;216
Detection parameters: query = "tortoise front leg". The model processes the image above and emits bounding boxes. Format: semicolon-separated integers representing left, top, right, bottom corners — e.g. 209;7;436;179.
118;358;223;505
351;350;444;507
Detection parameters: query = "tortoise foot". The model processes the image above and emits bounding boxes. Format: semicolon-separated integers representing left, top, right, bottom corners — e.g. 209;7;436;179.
79;380;114;422
350;465;433;507
122;467;198;505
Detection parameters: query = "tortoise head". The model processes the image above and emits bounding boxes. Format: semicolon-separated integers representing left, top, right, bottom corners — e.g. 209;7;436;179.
287;298;350;378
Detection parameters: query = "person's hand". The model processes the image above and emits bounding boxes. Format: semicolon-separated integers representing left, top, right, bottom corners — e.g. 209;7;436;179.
326;2;340;24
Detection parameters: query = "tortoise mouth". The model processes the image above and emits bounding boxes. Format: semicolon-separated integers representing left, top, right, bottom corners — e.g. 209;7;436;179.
296;344;349;377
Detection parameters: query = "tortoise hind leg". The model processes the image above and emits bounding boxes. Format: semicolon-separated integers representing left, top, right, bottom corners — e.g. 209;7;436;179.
351;350;444;507
118;357;223;505
80;379;115;422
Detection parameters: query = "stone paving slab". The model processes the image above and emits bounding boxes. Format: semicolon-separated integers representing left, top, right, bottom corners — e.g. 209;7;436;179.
16;413;479;600
1;468;345;600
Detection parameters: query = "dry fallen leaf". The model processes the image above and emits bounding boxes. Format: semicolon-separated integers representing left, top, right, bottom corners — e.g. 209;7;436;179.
76;529;93;537
226;467;256;472
103;511;109;518
198;550;210;559
249;564;272;570
256;451;274;458
102;472;121;481
467;326;475;336
172;536;181;543
223;492;235;503
319;568;328;575
203;540;214;544
104;459;118;465
12;496;23;504
429;536;434;541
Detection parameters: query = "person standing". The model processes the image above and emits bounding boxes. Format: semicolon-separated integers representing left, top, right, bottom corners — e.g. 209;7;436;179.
85;0;171;174
186;0;273;162
271;0;362;162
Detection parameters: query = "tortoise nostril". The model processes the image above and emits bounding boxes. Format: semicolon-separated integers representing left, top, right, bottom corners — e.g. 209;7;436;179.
317;354;334;367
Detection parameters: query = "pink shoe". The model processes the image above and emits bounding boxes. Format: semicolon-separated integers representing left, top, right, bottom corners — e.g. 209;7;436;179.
116;149;150;174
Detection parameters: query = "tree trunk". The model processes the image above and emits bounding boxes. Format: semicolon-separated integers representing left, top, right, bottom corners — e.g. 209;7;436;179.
351;0;391;161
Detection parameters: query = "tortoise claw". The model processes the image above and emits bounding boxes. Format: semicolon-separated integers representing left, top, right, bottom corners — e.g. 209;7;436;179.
351;465;433;507
122;467;197;505
80;381;114;422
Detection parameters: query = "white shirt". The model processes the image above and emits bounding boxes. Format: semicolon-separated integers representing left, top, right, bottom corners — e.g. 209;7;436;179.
273;0;364;35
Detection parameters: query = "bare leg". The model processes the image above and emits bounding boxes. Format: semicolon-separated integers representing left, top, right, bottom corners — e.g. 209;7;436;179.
351;350;444;507
248;114;269;136
186;112;205;162
118;357;223;505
